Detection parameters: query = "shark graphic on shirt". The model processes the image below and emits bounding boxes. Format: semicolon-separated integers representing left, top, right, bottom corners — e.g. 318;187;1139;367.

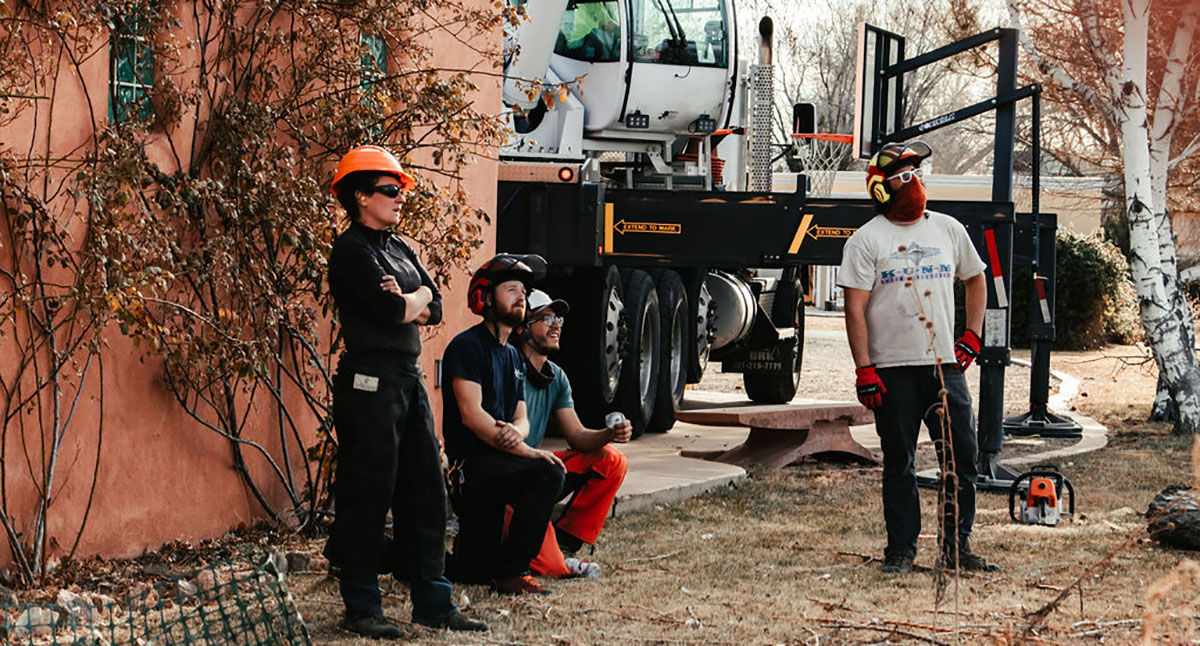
889;242;941;265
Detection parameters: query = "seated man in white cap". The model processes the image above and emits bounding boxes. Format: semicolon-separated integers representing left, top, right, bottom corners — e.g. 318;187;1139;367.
514;289;633;578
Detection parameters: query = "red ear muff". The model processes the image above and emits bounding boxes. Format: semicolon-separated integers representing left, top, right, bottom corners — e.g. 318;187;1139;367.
468;277;491;315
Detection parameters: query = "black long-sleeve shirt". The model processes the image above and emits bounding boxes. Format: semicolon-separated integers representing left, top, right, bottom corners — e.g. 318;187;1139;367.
328;221;443;356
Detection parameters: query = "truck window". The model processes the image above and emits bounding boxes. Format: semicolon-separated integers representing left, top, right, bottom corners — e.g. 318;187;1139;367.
629;0;726;67
554;0;622;63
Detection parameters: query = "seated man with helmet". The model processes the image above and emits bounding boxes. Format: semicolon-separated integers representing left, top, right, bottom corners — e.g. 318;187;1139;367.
441;254;566;596
514;289;632;580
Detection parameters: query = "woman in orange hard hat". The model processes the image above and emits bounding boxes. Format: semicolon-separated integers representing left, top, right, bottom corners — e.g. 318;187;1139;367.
326;146;486;638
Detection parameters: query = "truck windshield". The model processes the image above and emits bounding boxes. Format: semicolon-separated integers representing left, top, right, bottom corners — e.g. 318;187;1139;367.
554;0;622;63
629;0;726;67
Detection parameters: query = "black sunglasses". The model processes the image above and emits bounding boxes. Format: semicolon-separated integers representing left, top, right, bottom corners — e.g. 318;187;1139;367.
368;183;404;198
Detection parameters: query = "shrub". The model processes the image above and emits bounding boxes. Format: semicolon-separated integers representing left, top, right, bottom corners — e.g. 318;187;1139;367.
1009;230;1141;349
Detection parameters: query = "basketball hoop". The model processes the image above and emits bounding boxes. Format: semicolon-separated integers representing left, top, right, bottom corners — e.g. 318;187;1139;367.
790;133;853;197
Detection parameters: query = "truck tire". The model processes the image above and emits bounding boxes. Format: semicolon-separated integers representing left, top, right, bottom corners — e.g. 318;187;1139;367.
694;279;714;376
742;269;805;404
616;270;659;439
648;270;688;433
562;266;625;426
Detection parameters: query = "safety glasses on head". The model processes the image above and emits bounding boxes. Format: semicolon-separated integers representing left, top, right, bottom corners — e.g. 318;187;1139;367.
886;167;923;184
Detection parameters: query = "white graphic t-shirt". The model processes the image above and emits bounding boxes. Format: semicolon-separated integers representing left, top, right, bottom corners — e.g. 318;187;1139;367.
837;210;987;368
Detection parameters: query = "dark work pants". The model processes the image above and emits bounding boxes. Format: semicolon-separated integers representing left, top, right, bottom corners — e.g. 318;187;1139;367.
874;365;979;559
331;351;455;619
446;452;566;582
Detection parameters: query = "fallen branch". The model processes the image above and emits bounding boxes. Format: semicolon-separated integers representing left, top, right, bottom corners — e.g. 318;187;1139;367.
627;550;684;563
1022;529;1144;636
583;607;686;626
810;617;948;646
833;551;932;572
806;596;853;612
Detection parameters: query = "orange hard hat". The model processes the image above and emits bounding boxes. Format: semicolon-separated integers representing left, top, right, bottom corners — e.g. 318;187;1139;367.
331;145;415;195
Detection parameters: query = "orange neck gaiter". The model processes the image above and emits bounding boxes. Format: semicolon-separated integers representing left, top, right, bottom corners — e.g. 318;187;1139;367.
885;179;927;223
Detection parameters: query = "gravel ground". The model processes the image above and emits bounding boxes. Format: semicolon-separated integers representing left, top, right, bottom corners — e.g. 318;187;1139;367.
698;308;1036;418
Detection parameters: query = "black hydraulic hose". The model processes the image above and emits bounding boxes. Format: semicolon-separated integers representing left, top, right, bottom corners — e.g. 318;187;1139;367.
662;0;687;45
650;0;682;43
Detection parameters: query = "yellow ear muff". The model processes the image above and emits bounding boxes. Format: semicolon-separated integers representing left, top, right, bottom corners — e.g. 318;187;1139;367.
868;174;890;204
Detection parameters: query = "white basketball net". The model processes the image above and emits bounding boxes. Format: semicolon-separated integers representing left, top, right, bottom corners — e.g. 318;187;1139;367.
793;136;852;197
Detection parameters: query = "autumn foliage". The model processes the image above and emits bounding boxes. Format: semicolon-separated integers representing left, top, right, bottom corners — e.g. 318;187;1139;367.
1;0;508;585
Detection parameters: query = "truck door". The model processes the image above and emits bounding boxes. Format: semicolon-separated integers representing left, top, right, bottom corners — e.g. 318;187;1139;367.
620;0;734;134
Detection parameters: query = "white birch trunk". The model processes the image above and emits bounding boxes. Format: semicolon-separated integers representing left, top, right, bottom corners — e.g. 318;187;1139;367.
1147;0;1200;421
1120;0;1200;433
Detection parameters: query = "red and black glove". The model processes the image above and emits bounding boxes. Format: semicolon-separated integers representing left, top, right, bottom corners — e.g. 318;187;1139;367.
954;329;981;372
855;365;886;410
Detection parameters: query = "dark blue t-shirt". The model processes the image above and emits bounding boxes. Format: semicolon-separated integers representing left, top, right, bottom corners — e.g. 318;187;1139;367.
441;322;526;459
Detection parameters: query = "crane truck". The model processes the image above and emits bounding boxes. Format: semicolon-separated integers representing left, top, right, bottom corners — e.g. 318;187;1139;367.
495;0;1045;486
498;0;809;438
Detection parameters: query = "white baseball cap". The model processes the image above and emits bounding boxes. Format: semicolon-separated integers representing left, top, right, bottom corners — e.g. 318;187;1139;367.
526;289;570;318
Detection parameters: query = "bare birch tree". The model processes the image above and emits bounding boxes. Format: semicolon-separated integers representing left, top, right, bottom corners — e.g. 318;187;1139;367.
1007;0;1200;433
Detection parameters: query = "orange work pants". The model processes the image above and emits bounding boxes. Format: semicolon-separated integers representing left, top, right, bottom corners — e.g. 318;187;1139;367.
529;445;627;577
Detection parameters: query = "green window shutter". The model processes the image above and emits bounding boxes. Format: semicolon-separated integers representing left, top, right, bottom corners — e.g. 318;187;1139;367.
109;7;155;123
360;34;387;89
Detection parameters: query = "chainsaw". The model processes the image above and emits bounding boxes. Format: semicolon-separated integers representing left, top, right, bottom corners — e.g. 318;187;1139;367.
1009;465;1075;526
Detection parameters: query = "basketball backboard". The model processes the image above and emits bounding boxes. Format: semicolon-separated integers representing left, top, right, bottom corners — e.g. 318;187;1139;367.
852;22;905;160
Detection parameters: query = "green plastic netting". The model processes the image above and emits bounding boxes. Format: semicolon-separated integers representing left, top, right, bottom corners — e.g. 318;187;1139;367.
1;551;310;646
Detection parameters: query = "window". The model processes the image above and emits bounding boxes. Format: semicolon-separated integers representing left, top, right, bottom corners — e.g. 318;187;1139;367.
554;0;621;63
361;34;387;88
109;8;154;123
629;0;727;67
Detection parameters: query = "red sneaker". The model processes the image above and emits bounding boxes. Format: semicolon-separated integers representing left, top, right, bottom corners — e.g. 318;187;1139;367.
494;574;552;595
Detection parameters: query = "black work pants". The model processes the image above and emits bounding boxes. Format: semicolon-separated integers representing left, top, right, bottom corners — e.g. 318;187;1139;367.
331;351;454;619
874;365;979;559
446;452;566;582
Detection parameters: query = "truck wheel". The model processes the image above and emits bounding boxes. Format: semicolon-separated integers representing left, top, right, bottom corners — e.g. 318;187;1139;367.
742;270;805;404
562;266;624;426
695;280;714;375
616;270;659;439
648;271;688;434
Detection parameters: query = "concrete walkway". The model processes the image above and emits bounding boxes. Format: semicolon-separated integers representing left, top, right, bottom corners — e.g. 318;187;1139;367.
544;385;1108;519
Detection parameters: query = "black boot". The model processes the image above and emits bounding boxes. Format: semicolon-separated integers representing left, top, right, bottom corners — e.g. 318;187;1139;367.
341;611;409;639
413;609;489;632
939;542;1001;573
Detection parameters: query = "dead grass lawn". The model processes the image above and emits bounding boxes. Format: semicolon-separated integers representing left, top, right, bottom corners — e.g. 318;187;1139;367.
292;344;1200;645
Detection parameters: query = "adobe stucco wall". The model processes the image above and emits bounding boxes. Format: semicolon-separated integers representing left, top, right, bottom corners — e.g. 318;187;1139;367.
0;5;500;566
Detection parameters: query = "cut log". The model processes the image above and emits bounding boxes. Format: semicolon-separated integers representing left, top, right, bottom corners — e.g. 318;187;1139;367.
1147;485;1200;550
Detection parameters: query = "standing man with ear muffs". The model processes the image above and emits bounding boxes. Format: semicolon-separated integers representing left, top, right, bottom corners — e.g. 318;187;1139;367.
326;146;487;639
837;141;999;576
441;254;566;596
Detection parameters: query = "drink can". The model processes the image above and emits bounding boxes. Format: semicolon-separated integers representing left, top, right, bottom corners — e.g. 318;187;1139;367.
605;411;626;429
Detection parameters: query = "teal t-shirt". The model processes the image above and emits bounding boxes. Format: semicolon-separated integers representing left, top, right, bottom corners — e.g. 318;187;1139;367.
523;360;574;448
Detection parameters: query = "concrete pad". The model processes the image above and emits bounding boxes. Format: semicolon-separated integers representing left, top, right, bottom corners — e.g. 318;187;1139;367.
542;421;748;518
540;374;1107;519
